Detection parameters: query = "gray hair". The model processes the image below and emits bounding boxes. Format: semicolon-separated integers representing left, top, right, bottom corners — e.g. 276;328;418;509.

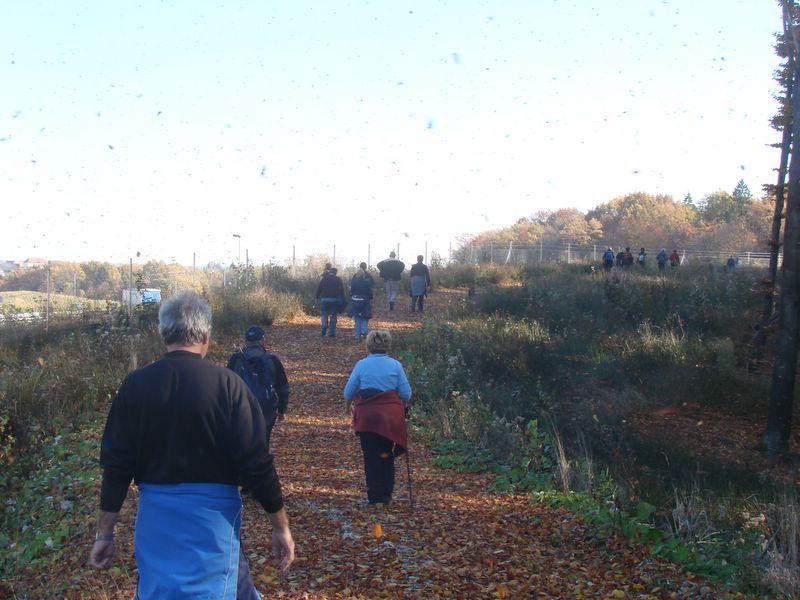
158;292;212;345
366;330;391;354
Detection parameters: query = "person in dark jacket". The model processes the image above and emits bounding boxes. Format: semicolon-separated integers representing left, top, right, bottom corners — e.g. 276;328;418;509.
316;267;345;337
227;325;290;452
348;262;374;341
376;251;405;311
409;255;431;312
89;292;294;597
344;330;412;506
656;248;668;272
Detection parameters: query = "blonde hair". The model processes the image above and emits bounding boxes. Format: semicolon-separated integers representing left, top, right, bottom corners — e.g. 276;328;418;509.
366;330;391;354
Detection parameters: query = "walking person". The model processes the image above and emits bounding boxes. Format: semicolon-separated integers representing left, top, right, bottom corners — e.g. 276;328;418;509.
602;247;615;272
89;292;294;597
637;247;646;269
227;325;290;453
409;255;431;312
348;262;374;341
669;249;681;268
622;247;634;269
316;267;345;337
376;251;405;311
344;330;411;506
656;248;668;272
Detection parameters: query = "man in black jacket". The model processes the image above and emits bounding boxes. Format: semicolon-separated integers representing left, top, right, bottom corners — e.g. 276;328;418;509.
377;251;405;311
89;292;294;598
227;325;290;453
316;267;345;336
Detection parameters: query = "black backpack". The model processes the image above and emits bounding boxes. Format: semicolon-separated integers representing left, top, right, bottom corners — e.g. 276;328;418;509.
231;348;277;417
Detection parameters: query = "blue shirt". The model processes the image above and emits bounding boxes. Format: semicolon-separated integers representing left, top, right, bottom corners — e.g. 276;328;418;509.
343;353;412;402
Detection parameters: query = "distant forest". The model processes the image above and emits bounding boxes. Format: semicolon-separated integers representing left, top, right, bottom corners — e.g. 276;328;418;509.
461;180;770;252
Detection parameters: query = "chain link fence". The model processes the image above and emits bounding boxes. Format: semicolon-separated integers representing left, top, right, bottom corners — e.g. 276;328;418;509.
453;241;777;268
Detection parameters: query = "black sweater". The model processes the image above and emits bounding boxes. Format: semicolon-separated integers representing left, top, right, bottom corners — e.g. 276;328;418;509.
100;350;283;514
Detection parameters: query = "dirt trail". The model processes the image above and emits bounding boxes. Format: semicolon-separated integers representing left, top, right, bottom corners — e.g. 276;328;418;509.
76;290;714;599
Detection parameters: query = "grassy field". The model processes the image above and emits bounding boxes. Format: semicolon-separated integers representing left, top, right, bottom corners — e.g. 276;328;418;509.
0;291;115;315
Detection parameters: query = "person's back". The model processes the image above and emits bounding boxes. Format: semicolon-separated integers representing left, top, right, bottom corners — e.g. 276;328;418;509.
227;326;290;451
91;293;294;598
350;271;374;298
377;252;405;311
316;269;344;336
317;271;344;297
377;258;405;281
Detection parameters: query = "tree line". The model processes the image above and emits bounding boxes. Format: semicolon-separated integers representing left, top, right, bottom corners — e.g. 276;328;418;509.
459;181;771;254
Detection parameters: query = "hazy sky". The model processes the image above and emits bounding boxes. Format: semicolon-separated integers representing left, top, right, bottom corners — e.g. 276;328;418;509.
0;0;784;266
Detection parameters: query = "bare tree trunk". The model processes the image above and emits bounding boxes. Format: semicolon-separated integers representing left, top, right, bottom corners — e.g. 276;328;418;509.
766;11;800;454
752;2;795;365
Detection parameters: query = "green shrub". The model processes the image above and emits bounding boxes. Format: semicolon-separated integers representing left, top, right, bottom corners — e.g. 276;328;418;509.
209;286;303;332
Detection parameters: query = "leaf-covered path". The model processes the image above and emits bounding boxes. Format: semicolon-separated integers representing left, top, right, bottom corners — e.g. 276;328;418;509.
77;290;721;599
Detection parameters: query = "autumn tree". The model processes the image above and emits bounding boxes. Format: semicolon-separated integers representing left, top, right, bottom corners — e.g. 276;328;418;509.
587;192;697;249
753;1;796;367
766;0;800;455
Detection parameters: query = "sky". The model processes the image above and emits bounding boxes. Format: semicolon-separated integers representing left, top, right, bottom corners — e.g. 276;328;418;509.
0;0;785;267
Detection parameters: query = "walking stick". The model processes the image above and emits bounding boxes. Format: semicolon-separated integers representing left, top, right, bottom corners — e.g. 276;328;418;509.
405;450;414;509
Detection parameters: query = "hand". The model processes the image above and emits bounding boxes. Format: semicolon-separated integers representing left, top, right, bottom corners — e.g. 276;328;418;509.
275;413;286;428
89;539;115;569
272;527;295;573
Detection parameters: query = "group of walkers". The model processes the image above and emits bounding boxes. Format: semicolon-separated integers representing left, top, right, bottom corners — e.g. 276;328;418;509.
601;246;681;272
315;251;432;339
90;281;415;597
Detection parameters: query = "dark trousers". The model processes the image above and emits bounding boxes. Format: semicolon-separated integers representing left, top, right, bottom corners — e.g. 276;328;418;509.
358;432;395;504
264;414;277;453
411;295;424;311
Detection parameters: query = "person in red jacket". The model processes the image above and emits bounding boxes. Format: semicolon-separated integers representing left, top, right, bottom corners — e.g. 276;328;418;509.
669;249;681;268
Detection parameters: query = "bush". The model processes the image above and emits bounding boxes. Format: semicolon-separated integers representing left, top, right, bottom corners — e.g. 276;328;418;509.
209;286;303;333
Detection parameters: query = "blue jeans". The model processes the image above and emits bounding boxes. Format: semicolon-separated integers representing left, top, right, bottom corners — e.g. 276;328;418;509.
354;316;369;338
385;280;399;303
320;297;338;336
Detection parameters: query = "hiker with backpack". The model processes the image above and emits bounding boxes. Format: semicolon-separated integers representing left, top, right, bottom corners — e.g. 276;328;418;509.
656;248;668;272
348;262;375;341
227;326;290;453
344;330;411;506
602;247;615;272
637;248;646;269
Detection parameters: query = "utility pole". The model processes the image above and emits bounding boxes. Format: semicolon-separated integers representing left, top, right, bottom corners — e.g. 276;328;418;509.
233;234;241;263
46;262;51;331
245;249;249;285
129;258;133;322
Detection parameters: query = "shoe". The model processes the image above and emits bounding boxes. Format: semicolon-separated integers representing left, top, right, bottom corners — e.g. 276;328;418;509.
389;302;394;311
328;333;335;337
321;329;326;336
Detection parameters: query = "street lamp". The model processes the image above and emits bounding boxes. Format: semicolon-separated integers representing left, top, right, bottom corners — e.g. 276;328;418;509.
232;234;241;263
